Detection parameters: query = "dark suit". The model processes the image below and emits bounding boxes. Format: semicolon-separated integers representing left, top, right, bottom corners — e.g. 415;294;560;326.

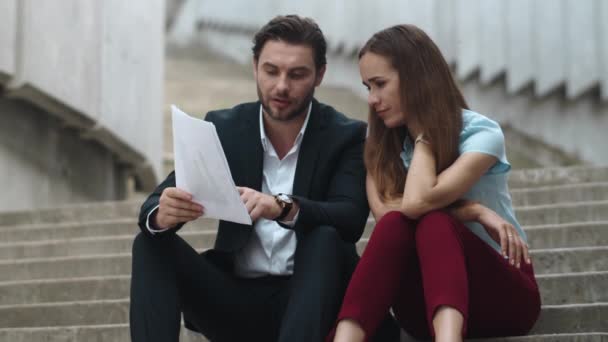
130;99;398;341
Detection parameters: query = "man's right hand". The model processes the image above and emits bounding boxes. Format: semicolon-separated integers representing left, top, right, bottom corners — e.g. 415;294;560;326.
154;187;205;230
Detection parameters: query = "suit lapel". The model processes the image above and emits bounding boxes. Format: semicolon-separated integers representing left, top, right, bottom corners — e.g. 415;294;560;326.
292;99;325;198
238;104;264;191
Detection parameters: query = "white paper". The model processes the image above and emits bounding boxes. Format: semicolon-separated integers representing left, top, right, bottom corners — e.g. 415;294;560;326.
171;105;252;225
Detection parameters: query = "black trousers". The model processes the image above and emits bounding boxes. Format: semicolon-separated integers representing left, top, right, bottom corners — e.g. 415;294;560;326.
130;226;399;342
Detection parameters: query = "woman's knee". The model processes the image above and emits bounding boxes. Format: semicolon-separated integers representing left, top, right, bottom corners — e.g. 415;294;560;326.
370;211;415;246
415;211;460;247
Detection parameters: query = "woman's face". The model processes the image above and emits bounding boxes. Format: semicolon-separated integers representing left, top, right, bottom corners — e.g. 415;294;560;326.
359;52;406;128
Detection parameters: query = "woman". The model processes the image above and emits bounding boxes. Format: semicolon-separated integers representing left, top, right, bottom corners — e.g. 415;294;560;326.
329;25;541;342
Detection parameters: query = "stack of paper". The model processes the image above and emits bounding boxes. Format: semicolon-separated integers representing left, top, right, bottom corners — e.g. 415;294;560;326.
172;105;252;225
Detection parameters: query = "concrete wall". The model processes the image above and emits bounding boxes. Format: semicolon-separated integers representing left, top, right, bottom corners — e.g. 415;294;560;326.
0;99;127;211
0;0;165;210
0;0;17;84
185;0;608;100
170;0;608;165
99;0;165;189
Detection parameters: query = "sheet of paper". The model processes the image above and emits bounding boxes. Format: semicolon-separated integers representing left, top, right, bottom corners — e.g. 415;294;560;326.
171;105;252;225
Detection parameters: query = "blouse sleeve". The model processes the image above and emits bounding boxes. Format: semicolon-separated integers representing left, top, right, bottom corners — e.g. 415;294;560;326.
459;113;511;174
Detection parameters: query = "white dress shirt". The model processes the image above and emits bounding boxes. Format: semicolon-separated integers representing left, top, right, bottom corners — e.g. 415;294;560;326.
147;104;311;278
233;104;310;277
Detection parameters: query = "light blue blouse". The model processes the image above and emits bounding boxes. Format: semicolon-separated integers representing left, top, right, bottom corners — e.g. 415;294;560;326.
400;109;526;253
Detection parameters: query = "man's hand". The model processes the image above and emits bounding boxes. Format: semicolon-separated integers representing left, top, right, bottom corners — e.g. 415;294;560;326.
155;187;204;229
238;187;281;221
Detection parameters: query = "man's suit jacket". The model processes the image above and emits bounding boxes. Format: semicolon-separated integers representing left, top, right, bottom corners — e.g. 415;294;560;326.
138;99;369;268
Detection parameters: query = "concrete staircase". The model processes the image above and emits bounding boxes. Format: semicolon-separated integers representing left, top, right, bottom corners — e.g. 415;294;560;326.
2;49;606;341
0;166;606;341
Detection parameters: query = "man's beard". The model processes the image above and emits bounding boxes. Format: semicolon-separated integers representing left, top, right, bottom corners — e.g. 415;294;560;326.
257;84;315;122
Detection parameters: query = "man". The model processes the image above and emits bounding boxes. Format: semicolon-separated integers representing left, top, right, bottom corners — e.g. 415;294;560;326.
130;15;397;342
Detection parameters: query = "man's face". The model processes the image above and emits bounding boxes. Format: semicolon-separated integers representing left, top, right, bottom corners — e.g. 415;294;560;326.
254;40;325;122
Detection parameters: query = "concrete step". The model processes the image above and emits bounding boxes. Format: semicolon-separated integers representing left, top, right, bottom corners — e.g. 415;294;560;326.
0;299;129;328
0;218;216;243
530;302;608;334
0;219;138;242
0;168;605;229
361;220;608;250
530;246;608;275
2;207;607;251
2;200;604;231
537;271;608;305
1;299;605;335
1;325;605;342
0;254;136;282
353;242;608;275
510;182;608;206
474;333;608;342
2;269;604;307
525;221;608;249
0;231;213;260
2;244;606;282
515;201;608;226
2;221;606;259
508;166;608;189
0;276;130;306
0;201;140;227
0;324;210;342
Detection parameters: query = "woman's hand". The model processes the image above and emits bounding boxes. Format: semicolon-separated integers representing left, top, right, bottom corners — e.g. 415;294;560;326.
477;208;530;268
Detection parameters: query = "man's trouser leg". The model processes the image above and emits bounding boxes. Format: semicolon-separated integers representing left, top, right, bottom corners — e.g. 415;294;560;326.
129;232;289;342
277;226;347;342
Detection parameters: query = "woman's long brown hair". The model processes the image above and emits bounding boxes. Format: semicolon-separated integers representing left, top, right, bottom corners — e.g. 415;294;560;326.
361;24;468;200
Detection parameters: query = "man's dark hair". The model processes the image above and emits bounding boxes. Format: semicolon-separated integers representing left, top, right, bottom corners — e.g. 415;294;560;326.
252;15;327;70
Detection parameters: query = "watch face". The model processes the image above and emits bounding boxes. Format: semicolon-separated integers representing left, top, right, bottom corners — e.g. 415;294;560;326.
278;194;293;204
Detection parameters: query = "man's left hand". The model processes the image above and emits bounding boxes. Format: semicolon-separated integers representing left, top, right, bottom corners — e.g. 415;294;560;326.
237;187;281;221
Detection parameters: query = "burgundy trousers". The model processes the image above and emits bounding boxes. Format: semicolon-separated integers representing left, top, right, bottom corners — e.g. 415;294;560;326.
328;211;541;341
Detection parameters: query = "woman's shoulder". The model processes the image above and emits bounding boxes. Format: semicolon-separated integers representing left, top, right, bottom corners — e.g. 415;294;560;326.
461;109;502;132
460;109;504;143
459;109;510;174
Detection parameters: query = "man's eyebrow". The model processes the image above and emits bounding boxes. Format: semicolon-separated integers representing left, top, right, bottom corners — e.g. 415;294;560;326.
260;62;311;73
289;66;312;73
261;62;278;68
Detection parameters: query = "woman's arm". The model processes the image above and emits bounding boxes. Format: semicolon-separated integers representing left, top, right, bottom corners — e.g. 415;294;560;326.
401;141;497;219
368;175;488;224
450;199;531;268
369;176;530;268
367;174;400;221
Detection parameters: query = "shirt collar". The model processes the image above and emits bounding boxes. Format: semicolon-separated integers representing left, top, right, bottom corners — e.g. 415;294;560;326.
259;102;312;152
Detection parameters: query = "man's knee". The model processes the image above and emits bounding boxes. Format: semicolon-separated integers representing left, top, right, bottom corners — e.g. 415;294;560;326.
303;225;340;249
296;225;341;263
132;232;151;255
311;225;340;240
132;231;178;260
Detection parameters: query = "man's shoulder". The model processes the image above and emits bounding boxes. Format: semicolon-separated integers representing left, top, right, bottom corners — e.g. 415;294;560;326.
316;101;366;132
205;101;259;123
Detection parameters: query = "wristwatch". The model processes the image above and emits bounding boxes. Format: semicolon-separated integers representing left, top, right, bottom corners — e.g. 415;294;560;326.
273;193;294;221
